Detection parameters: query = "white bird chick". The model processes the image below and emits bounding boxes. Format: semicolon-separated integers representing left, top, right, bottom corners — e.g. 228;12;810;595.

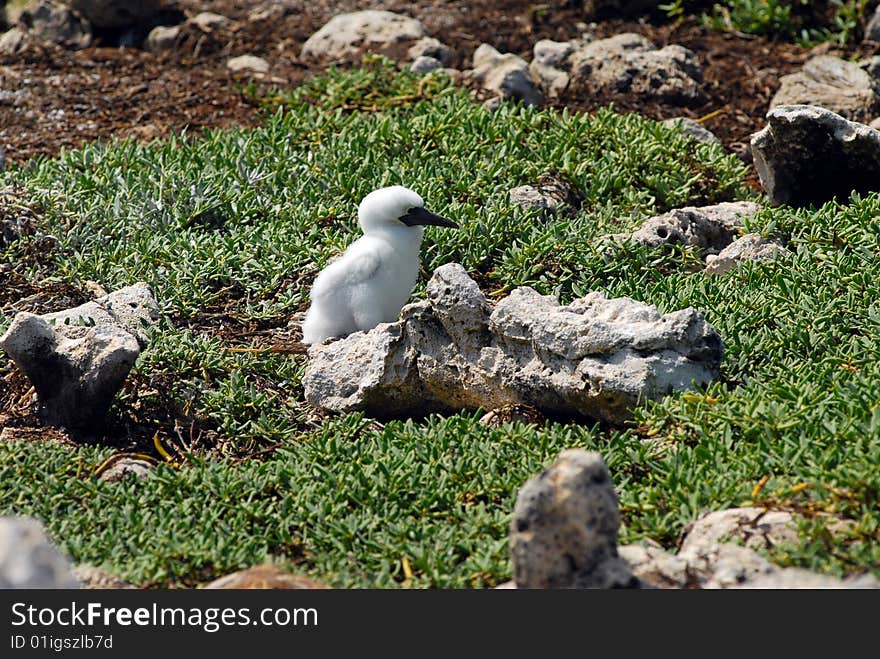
301;185;459;344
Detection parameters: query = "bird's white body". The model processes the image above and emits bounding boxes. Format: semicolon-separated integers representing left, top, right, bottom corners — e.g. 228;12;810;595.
302;186;456;344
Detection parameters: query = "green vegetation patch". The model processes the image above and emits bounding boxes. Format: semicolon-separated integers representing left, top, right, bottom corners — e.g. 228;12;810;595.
663;0;873;45
0;61;877;587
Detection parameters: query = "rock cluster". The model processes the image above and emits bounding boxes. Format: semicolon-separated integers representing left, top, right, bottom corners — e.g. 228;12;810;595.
304;263;723;424
504;455;880;589
0;0;178;51
601;201;787;274
528;32;704;104
604;201;761;253
621;507;880;589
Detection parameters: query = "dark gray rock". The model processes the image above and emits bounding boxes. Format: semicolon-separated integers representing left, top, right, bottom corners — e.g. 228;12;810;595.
751;105;880;206
70;0;160;29
410;55;443;74
407;36;452;67
0;283;159;432
510;449;639;589
19;0;91;49
583;0;661;16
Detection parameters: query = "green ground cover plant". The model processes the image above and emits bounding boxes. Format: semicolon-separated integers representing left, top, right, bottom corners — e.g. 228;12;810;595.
0;61;877;587
663;0;871;45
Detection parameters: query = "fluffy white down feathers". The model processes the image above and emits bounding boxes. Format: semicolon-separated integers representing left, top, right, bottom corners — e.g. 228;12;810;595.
301;186;458;345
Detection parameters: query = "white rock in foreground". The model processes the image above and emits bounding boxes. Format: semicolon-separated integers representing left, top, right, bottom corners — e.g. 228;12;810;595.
620;506;880;589
510;450;639;588
0;517;79;589
304;264;723;423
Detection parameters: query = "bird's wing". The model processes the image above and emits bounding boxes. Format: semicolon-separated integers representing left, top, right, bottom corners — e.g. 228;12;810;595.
309;240;383;301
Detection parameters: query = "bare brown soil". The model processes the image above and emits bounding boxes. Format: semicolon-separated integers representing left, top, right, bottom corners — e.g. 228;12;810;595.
5;0;876;167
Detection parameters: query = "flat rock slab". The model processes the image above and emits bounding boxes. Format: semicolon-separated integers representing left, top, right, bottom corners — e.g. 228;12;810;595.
304;264;723;424
751;105;880;207
770;55;878;122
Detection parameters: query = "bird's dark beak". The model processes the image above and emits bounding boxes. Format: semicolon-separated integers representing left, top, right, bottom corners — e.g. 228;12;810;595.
400;206;459;229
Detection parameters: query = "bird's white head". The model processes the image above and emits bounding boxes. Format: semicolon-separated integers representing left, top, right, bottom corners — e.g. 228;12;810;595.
357;185;458;234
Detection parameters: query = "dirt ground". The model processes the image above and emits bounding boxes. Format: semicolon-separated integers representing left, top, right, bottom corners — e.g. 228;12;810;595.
4;0;876;168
